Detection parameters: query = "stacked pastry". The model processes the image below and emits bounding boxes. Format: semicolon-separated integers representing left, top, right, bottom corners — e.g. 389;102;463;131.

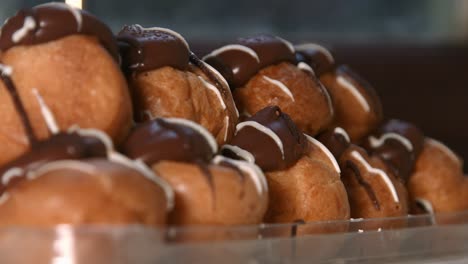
0;2;466;237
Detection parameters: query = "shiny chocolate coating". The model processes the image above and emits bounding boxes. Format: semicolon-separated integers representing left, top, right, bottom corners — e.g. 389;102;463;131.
204;35;296;88
123;119;214;165
363;119;424;182
0;132;107;194
118;25;190;73
229;106;307;172
317;128;351;159
0;3;119;61
295;44;335;76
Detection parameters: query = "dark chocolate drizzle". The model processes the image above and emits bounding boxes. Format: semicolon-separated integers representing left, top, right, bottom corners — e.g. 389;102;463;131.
204;34;296;88
0;69;37;146
228;106;307;172
317;128;351;159
117;25;190;73
0;3;119;61
295;44;335;76
345;160;380;210
363;119;424;182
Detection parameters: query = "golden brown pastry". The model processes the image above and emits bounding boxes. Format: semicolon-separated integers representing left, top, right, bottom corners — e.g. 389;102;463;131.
122;117;268;237
408;138;468;214
118;25;238;145
296;44;383;142
204;35;334;136
0;65;172;227
0;3;133;166
319;127;409;221
222;106;349;226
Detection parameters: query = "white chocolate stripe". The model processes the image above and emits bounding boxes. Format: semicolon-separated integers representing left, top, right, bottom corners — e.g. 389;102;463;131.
145;26;189;49
236;121;284;159
198;76;226;110
69;126;114;156
12;16;36;43
304;134;341;174
221;144;256;163
213;155;268;195
297;62;315;74
415;198;434;214
201;61;230;91
262;76;295;101
32;89;59;135
334;127;350;143
0;64;13;76
2;167;24;186
369;133;413;152
350;150;399;203
426;138;461;165
275;36;295;54
203;44;260;63
336;76;370;112
295;43;335;64
58;2;82;31
164;118;218;154
223;116;229;142
0;192;10;206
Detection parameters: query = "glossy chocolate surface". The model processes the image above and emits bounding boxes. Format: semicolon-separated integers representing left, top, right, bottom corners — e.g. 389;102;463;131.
0;3;119;61
229;106;307;172
118;25;190;73
204;35;296;88
318;128;351;159
363;119;424;181
123;118;214;165
295;45;335;76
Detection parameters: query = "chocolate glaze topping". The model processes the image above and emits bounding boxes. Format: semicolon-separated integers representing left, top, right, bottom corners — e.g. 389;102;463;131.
118;25;190;73
363;119;424;182
0;3;119;61
204;35;296;88
228;106;307;172
318;128;351;159
123;118;215;165
295;44;335;76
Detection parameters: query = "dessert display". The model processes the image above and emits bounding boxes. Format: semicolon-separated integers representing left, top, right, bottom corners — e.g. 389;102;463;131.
204;35;334;136
122;118;268;229
0;3;133;166
0;63;173;227
221;106;349;224
296;44;383;142
118;25;238;145
0;2;466;251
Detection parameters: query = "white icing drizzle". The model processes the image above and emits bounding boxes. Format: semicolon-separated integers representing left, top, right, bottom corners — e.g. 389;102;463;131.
334;127;350;143
108;152;175;211
221;144;256;163
212;155;268;195
32;88;59;134
68;126;114;155
203;44;260;63
201;61;230;91
336;76;370;112
163;118;218;154
27;160;98;180
222;116;229;142
426;138;461;165
262;76;295;101
2;167;24;186
52;225;76;264
0;192;10;206
350;150;400;203
369;133;413;152
143;26;190;49
304;134;341;174
236;121;284;159
64;3;83;31
294;43;335;64
275;36;295;54
198;76;226;110
0;64;13;76
297;62;315;74
12;16;36;43
415;198;434;214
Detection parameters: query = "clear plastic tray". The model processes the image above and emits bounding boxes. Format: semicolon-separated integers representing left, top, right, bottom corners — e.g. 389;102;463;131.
2;211;468;263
